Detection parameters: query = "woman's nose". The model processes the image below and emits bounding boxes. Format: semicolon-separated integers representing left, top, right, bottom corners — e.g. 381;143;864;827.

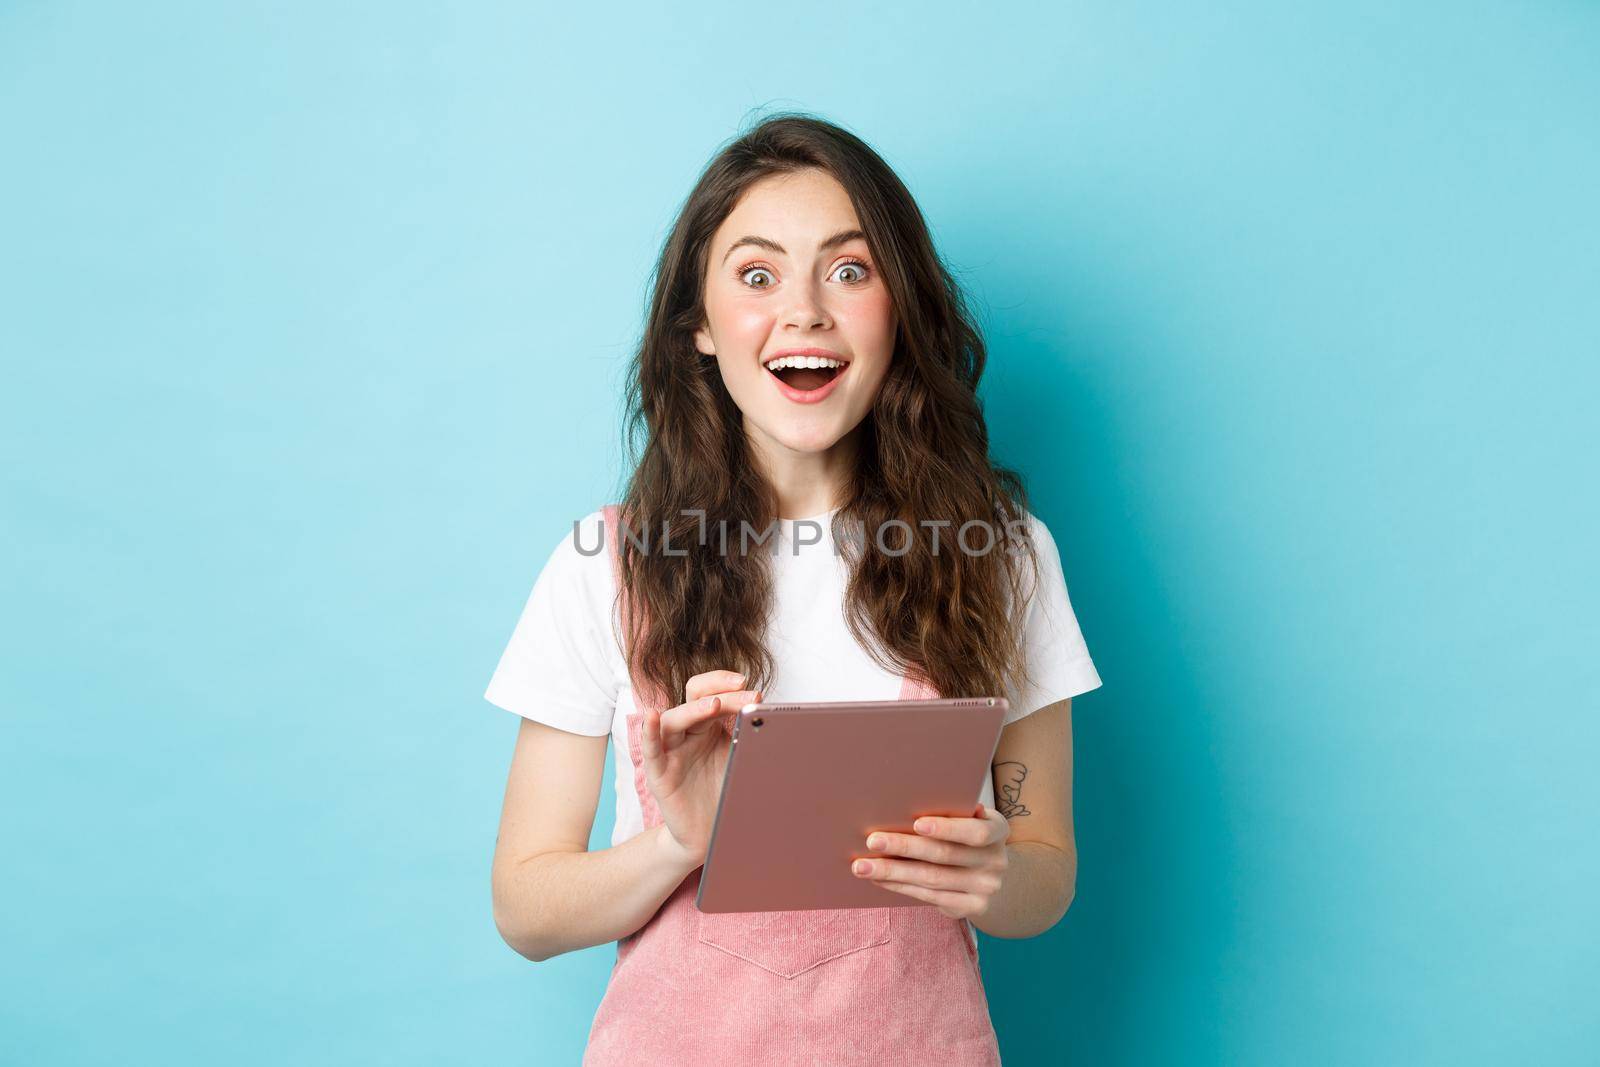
781;277;831;331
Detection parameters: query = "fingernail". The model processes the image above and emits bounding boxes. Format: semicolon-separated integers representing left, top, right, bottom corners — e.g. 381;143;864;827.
915;820;934;834
867;834;885;850
852;860;871;876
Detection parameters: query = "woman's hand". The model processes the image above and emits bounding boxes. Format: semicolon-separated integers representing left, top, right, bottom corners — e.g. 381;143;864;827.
642;669;762;870
851;803;1012;919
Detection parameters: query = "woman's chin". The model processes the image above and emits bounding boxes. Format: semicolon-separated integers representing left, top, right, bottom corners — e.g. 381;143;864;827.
747;414;858;456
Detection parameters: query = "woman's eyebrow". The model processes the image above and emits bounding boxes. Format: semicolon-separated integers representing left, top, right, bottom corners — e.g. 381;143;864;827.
719;228;867;265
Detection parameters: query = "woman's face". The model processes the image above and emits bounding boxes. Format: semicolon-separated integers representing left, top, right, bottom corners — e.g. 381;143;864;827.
695;168;898;461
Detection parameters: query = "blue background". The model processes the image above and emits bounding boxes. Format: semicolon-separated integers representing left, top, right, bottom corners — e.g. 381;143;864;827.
4;3;1595;1064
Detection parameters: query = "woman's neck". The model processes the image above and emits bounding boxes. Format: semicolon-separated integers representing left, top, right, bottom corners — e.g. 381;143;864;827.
748;422;861;520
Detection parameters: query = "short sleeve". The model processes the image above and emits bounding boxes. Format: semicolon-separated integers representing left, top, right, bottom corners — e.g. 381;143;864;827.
1003;512;1103;725
483;511;618;737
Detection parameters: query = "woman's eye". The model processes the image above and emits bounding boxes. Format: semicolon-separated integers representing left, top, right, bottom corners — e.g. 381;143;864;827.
834;260;870;284
737;260;870;288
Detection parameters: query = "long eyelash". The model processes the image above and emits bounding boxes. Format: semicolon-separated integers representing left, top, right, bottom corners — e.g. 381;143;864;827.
836;257;872;282
734;257;874;286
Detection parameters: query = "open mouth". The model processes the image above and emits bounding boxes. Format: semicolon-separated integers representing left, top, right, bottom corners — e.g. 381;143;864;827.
762;353;850;400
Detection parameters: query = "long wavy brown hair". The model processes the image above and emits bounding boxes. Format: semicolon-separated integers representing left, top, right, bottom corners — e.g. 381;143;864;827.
612;111;1045;712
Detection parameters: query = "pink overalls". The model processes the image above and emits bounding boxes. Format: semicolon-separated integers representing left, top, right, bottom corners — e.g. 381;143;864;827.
583;505;1002;1066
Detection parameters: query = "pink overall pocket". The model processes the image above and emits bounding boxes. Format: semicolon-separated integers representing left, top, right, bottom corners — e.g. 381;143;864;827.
696;907;892;979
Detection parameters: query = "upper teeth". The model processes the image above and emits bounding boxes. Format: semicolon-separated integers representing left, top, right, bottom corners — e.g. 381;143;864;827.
764;355;845;371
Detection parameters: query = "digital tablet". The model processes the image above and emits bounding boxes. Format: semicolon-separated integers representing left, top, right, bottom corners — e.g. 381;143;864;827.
694;696;1008;913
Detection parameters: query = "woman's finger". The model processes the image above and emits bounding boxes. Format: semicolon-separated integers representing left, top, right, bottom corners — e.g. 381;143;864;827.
853;856;964;891
659;694;716;751
865;831;973;867
685;688;764;735
912;813;995;848
684;670;747;703
855;856;1001;898
981;804;1011;845
870;879;974;917
641;705;663;763
659;689;762;747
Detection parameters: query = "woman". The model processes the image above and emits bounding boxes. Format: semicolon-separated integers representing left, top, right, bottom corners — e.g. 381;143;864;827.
485;113;1102;1065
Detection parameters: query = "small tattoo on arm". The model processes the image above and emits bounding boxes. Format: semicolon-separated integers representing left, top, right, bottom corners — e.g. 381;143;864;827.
994;761;1031;818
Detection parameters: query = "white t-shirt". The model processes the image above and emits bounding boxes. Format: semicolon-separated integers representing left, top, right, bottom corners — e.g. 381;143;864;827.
484;505;1103;847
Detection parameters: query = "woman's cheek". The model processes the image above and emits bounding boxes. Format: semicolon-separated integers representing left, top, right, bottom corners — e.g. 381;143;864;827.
724;306;775;347
840;293;897;354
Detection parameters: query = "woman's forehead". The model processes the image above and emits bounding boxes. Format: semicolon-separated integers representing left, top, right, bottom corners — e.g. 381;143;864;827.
714;172;864;255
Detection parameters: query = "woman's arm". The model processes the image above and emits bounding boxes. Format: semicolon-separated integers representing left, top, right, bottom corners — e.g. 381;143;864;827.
491;717;700;962
848;697;1076;938
972;697;1076;937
